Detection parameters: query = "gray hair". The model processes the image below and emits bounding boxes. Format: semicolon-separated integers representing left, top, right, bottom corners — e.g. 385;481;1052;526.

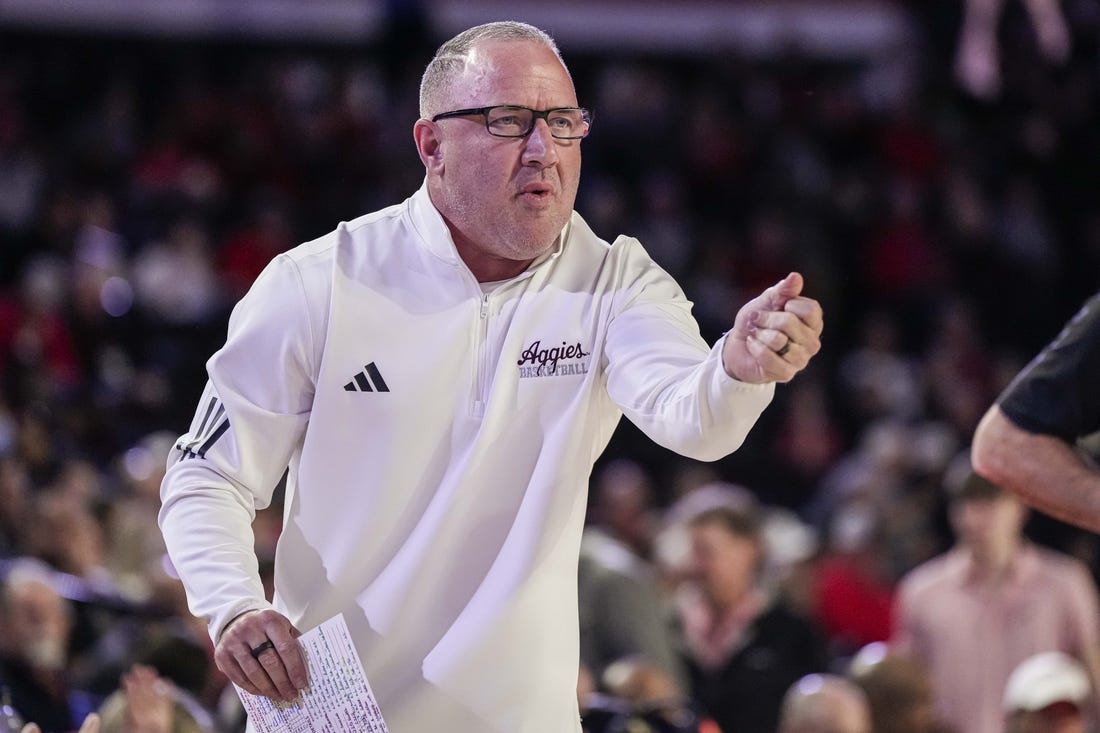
419;21;567;118
0;556;64;613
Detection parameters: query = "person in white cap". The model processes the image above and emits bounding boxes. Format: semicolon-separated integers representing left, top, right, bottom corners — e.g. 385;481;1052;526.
1004;651;1091;733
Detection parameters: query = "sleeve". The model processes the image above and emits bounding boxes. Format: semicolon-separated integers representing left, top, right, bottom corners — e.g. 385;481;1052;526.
998;293;1100;441
800;613;830;674
1060;560;1100;653
158;254;317;641
890;577;925;664
603;236;774;462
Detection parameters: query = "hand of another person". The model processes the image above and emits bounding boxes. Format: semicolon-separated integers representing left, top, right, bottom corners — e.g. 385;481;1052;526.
214;608;307;703
722;272;823;384
121;664;174;733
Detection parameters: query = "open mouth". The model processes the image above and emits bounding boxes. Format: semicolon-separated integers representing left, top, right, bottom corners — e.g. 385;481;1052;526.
519;183;554;200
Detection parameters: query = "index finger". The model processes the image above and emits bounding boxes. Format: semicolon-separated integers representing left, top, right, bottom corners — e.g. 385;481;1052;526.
273;634;309;691
783;296;823;331
261;616;309;690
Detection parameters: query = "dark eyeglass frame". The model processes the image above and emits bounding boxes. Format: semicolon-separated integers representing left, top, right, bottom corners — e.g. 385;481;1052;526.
430;105;593;139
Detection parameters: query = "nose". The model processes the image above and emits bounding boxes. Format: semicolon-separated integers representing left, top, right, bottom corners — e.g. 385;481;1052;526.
521;118;559;168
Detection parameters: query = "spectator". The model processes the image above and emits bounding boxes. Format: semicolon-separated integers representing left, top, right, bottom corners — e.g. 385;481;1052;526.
0;258;82;405
131;217;223;328
588;459;660;561
836;309;922;423
893;457;1100;733
812;500;896;658
777;673;871;733
580;459;687;691
1003;651;1091;733
103;432;176;602
216;204;294;299
578;543;687;697
848;641;956;733
0;558;98;732
677;504;828;733
96;664;215;733
653;480;757;590
24;489;114;594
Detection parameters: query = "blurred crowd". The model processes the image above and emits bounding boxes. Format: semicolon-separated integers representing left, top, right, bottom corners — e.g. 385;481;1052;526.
1;1;1100;731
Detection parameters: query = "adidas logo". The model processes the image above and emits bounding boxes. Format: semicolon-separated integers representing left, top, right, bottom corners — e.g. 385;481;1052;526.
174;395;231;462
344;362;390;392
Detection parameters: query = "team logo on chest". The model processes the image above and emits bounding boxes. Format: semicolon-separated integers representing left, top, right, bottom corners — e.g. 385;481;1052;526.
517;339;591;378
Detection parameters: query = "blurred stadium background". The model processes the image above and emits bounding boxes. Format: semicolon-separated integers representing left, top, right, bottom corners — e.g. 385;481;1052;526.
0;0;1098;729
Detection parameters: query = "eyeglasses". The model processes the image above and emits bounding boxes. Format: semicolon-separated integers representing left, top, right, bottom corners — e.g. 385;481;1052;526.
430;105;592;139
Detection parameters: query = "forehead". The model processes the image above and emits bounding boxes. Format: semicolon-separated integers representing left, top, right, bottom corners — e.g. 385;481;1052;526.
450;39;577;107
10;581;60;611
692;520;755;548
954;494;1018;511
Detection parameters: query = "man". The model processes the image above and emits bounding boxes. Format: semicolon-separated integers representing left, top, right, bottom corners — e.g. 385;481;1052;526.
973;293;1100;533
1003;651;1091;733
158;21;824;732
579;459;687;692
848;642;954;733
777;674;872;733
677;504;828;733
0;558;96;732
893;461;1100;733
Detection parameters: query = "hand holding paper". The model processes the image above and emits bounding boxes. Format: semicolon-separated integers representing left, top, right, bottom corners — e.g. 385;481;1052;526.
235;614;389;733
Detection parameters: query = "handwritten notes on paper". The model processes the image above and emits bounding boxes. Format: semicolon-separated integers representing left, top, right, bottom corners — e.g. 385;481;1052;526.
234;614;389;732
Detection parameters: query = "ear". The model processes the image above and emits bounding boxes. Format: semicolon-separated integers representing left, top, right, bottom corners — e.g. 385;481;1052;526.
413;119;445;174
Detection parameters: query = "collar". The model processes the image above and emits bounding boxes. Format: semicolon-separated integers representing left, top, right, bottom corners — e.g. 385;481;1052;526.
947;543;1039;588
406;178;569;277
678;585;769;671
407;180;462;265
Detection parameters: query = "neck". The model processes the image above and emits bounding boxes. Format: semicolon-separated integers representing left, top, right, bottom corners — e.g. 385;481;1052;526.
707;584;754;615
969;538;1020;578
455;241;535;282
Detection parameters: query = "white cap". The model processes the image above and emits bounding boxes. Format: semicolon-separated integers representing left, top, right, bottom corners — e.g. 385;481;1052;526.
1003;652;1090;712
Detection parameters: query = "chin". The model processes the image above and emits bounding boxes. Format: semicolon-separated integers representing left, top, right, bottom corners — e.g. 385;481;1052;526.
505;244;555;262
503;232;558;258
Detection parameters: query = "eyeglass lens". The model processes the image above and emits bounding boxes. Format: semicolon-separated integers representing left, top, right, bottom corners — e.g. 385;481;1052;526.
486;106;588;138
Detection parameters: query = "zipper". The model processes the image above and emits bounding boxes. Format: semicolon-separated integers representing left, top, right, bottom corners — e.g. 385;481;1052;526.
471;292;491;418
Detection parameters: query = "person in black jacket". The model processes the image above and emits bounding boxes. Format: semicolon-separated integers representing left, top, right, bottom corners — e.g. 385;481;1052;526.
675;503;828;733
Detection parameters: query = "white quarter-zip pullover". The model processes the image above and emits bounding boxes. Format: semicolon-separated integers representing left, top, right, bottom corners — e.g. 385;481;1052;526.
159;183;775;732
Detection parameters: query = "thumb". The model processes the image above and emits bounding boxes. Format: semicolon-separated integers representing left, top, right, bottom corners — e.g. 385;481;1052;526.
772;272;803;305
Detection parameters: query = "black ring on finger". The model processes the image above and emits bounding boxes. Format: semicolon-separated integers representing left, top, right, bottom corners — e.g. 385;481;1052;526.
776;338;793;358
249;639;276;659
